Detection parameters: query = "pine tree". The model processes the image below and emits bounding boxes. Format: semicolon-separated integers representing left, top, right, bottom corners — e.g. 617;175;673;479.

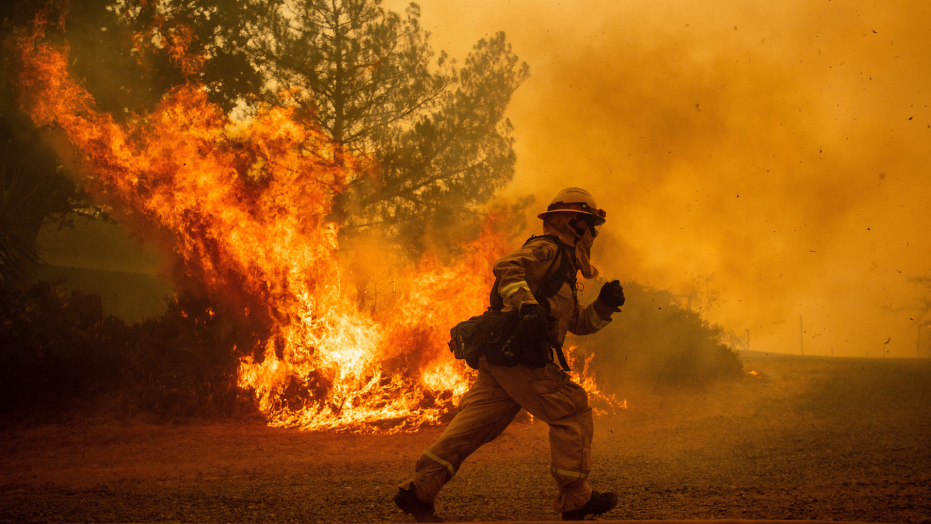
118;0;530;254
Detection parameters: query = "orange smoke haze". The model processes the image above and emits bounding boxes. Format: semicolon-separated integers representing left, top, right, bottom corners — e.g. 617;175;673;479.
389;0;931;358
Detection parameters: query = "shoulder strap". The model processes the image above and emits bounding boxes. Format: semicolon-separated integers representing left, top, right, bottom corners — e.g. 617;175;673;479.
526;237;576;372
489;235;576;312
487;235;577;372
528;236;576;308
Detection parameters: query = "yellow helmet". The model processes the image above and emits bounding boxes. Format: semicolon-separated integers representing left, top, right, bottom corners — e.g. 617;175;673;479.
537;187;607;236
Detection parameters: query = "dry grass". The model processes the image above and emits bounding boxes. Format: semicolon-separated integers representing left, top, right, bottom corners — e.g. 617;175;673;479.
1;352;930;523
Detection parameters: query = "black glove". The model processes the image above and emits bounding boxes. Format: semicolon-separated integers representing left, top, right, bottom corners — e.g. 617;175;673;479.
519;303;549;339
518;303;550;368
597;280;625;310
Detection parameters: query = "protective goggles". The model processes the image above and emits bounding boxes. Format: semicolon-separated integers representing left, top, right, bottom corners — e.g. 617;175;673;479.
545;202;607;236
545;201;607;222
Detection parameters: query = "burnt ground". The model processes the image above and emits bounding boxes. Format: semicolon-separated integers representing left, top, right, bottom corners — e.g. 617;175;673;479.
2;352;931;523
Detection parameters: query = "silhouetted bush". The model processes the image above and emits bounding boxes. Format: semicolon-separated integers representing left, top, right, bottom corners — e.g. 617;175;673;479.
121;294;249;418
571;280;743;391
0;280;123;409
0;279;253;420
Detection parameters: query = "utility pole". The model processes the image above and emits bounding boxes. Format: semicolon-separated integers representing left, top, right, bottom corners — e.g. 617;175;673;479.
800;315;804;355
920;322;931;358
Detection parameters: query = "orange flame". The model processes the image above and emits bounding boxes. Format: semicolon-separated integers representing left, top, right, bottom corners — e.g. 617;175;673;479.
564;348;627;415
12;24;617;432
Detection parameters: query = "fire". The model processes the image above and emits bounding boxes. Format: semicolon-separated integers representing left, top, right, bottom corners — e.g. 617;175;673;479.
238;224;507;432
11;21;617;432
564;348;627;415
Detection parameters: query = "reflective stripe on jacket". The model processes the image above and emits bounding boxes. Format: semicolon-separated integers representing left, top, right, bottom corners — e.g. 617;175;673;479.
492;236;611;348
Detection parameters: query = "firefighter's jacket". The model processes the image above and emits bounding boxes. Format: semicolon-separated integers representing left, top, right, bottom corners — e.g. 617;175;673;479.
493;235;612;348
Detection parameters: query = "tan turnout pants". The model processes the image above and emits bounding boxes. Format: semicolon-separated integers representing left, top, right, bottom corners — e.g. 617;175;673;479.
399;358;594;513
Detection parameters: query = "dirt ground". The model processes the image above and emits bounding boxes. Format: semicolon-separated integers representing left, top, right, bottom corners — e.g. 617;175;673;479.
2;352;931;523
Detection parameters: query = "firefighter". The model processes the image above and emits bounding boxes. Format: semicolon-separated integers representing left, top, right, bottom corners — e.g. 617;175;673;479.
394;187;626;522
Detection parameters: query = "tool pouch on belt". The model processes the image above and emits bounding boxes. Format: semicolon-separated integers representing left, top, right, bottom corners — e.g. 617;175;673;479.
448;309;521;369
448;235;577;371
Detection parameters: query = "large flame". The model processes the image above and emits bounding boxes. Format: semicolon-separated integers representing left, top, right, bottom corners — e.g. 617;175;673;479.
12;23;616;432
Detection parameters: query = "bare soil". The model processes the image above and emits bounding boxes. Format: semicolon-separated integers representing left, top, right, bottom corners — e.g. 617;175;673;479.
2;352;930;523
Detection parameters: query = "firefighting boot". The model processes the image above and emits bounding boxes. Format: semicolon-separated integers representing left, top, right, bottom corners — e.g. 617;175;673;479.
560;490;619;521
393;487;444;523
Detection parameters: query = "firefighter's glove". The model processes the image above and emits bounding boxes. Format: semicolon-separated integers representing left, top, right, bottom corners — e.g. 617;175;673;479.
598;280;625;311
520;303;549;336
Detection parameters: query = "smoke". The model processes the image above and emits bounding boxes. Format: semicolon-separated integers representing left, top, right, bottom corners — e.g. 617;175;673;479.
391;0;931;357
12;0;929;359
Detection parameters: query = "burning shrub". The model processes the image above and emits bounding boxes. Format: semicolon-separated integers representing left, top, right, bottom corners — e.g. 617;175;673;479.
570;280;743;392
0;275;744;423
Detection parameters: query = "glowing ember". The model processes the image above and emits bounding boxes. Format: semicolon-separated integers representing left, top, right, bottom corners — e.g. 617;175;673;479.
11;22;618;432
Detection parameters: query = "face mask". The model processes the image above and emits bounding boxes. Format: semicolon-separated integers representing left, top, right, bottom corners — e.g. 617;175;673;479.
575;226;599;280
542;213;600;279
568;216;588;238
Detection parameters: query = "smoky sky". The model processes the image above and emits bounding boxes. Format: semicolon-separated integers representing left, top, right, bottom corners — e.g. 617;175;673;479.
385;0;931;357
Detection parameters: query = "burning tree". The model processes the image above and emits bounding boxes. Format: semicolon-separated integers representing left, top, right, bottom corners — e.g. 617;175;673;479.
100;0;530;256
4;4;534;432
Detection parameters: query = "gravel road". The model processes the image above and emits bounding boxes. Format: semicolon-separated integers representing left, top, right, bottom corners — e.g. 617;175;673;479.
2;352;930;523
